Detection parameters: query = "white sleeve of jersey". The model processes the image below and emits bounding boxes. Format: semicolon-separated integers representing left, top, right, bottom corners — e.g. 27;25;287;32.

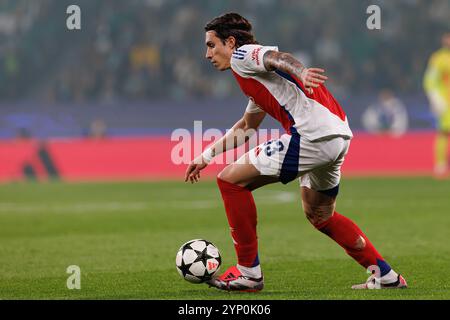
245;99;264;113
231;44;279;75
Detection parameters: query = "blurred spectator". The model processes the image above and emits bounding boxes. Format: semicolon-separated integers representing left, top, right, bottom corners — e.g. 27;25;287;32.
130;45;160;72
362;89;409;136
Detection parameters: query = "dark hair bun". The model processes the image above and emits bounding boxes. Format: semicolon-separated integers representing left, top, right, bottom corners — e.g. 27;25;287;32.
224;13;252;32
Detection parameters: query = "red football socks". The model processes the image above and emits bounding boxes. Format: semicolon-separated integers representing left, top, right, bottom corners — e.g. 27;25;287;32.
216;179;391;275
315;211;391;275
217;178;259;267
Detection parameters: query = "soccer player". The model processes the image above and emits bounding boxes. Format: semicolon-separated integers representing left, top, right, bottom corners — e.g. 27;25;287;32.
424;32;450;177
185;13;407;291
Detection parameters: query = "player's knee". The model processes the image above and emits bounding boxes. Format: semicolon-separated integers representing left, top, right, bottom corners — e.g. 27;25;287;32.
302;202;333;228
217;166;248;188
217;168;241;188
217;167;233;184
217;170;227;182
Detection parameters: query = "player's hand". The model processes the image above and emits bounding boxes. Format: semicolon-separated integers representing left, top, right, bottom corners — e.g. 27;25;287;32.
300;67;328;89
184;155;208;184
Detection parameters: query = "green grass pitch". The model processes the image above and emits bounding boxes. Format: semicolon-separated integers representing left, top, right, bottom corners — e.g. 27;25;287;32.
0;177;449;300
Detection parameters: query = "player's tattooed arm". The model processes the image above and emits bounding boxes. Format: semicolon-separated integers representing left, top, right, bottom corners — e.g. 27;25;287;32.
263;51;328;89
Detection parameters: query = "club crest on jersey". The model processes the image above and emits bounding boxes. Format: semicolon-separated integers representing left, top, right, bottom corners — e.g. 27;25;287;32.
251;47;262;65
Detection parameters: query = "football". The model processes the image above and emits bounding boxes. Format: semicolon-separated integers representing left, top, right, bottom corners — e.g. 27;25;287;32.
175;239;222;283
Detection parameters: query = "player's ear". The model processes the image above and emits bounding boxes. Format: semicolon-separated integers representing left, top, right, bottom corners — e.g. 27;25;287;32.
226;36;237;49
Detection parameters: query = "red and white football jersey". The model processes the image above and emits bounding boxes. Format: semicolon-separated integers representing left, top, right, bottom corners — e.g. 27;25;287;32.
231;44;353;141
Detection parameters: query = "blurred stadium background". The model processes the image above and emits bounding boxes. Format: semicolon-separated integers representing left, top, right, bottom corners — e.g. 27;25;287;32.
1;0;450;300
0;0;449;181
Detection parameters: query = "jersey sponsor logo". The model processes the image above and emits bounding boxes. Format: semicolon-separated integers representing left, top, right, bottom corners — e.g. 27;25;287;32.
251;47;262;65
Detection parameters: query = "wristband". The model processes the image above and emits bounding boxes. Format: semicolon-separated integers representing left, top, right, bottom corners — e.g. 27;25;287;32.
201;148;214;164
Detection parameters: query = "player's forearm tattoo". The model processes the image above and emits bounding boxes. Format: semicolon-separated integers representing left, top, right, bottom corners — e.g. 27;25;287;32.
263;51;305;77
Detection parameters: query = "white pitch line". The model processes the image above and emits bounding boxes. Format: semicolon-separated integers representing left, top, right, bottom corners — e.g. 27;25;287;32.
0;202;149;214
0;191;298;214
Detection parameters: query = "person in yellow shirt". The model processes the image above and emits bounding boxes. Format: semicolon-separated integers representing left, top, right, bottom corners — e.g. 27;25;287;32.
424;33;450;176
